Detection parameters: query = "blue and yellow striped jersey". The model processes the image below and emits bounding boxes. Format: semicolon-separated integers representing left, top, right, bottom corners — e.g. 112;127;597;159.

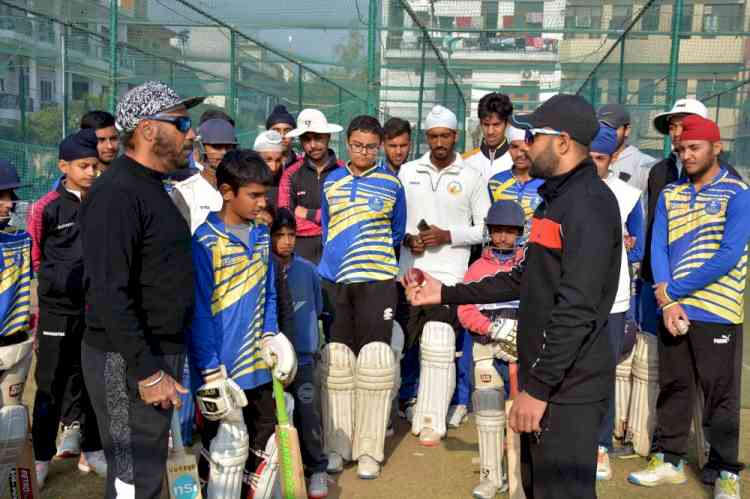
487;169;544;242
0;228;32;338
189;212;278;391
319;164;406;284
651;168;750;324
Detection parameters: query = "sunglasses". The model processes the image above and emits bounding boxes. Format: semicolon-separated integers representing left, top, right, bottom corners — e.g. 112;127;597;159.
146;114;192;134
524;128;562;146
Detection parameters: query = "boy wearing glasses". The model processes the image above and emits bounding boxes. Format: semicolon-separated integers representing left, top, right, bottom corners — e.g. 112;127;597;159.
318;115;405;480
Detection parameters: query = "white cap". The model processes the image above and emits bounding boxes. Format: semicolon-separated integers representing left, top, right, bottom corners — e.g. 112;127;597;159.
424;105;457;131
653;98;708;135
286;109;342;138
505;124;525;143
254;130;284;152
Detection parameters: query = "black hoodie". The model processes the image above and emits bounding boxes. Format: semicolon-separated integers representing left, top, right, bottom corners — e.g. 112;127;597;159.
442;159;622;404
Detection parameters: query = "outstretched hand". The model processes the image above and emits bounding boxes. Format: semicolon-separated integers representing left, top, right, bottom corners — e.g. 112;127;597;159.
401;271;442;306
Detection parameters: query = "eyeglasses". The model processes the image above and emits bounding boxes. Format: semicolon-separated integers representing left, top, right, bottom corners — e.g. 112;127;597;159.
524;128;562;146
146;114;192;134
349;142;380;155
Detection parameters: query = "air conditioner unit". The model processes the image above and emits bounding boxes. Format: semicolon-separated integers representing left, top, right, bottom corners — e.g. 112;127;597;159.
576;15;592;28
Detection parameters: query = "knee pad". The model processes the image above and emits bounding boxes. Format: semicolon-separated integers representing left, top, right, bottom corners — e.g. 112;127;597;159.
0;338;32;407
207;414;249;499
627;332;659;457
412;321;455;438
320;342;356;461
353;342;395;463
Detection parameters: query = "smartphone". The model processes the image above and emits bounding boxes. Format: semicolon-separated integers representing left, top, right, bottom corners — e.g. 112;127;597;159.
417;219;430;232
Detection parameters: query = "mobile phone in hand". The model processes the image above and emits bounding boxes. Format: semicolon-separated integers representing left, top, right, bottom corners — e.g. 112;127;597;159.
417;219;430;232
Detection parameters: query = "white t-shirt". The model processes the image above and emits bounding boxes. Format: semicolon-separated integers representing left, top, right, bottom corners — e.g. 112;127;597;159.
172;173;224;234
398;152;491;285
604;174;641;314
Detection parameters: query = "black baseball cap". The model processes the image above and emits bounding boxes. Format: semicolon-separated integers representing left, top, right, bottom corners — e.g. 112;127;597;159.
511;94;599;146
597;104;631;128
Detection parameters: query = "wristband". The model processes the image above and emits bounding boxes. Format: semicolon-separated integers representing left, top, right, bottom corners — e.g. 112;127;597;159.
141;370;165;388
661;301;680;312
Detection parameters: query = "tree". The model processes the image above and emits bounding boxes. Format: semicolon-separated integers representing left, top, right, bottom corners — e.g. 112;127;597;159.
27;94;108;146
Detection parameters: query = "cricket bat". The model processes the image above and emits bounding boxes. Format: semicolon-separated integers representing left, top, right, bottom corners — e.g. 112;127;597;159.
272;377;306;499
7;420;39;499
166;410;202;499
506;363;526;499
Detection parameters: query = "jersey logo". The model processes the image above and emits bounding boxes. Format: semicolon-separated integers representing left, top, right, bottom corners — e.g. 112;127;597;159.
55;222;75;231
619;172;632;182
368;196;384;212
296;191;307;196
705;199;722;215
528;217;562;250
447;180;462;195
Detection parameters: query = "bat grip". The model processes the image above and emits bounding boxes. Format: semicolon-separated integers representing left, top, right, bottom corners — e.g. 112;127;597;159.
272;377;289;425
170;409;185;453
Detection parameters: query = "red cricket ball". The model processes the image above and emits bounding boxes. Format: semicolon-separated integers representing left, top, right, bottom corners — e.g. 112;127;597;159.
405;268;425;286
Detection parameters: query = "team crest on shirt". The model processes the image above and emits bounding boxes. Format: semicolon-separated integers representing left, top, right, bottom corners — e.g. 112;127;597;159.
447;181;462;195
368;196;385;212
705;199;722;215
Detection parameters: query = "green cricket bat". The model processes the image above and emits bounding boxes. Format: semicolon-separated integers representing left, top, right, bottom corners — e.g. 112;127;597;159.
272;377;307;499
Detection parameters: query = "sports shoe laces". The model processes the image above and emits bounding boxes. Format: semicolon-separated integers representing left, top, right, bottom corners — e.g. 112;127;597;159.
718;476;738;496
645;455;663;471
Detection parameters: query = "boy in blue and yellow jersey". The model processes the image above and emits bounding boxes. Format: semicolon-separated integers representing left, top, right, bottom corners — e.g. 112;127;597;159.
189;149;297;498
629;115;749;498
0;160;35;491
487;124;544;242
318;115;404;480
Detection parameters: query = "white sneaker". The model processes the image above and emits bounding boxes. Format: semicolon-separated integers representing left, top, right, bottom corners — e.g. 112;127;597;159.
35;460;49;489
714;471;740;499
79;450;107;477
472;479;499;499
55;422;81;458
308;471;329;498
447;404;468;428
418;427;441;447
357;455;380;480
627;453;687;487
596;446;612;481
326;452;344;473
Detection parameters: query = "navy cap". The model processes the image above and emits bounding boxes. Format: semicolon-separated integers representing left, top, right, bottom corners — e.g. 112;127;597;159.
485;200;525;229
198;119;237;145
271;207;297;234
511;94;599;146
266;105;296;130
59;128;98;161
597;104;631;129
0;160;26;192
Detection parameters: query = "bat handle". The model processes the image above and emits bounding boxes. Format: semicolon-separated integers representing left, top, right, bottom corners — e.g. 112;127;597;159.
170;409;185;454
272;377;289;425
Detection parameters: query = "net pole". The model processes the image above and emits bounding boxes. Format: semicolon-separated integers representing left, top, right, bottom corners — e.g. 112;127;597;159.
61;24;68;140
367;0;378;115
415;32;427;159
298;64;304;112
664;0;684;156
108;0;118;113
618;38;626;104
229;30;237;117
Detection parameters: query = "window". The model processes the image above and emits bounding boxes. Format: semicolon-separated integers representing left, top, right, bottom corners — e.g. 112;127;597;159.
40;80;53;102
696;79;716;100
680;4;694;35
607;79;623;104
703;4;743;33
564;5;603;38
641;4;660;31
638;79;655;105
609;5;632;32
72;78;89;101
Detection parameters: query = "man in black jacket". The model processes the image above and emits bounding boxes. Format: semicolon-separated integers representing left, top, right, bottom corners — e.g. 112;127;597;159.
80;81;204;499
405;95;622;499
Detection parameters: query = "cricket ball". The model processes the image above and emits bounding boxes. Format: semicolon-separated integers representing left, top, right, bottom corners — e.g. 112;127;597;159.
405;268;425;286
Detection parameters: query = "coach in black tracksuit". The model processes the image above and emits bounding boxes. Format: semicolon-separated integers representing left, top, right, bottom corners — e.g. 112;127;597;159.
406;95;622;499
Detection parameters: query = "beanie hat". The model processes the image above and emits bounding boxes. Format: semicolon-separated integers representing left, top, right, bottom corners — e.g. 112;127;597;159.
59;128;99;161
266;105;296;130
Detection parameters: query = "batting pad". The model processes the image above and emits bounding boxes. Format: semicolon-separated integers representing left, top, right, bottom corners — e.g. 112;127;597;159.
321;342;356;461
391;322;405;405
473;387;505;490
614;347;634;440
207;411;249;499
627;332;659;457
353;341;396;463
412;321;456;438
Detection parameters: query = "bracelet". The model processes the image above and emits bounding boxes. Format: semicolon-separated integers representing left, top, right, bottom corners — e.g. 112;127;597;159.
141;370;165;388
661;301;680;312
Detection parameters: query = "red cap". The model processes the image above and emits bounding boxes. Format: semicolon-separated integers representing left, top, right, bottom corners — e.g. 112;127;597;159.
679;114;721;142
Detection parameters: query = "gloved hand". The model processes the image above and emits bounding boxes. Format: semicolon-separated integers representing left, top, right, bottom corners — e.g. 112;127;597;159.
196;366;248;421
488;318;518;362
261;333;297;384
